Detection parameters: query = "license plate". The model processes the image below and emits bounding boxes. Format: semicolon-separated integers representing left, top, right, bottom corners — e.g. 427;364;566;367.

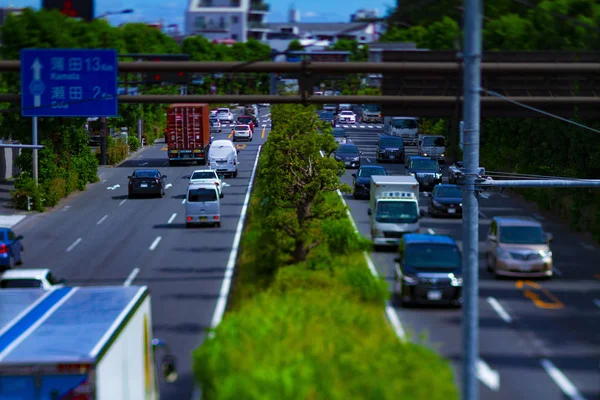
199;217;207;221
448;208;456;214
520;265;532;271
140;183;148;188
427;290;442;300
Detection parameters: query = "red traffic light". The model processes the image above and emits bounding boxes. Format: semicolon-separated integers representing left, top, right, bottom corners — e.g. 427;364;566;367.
154;74;161;81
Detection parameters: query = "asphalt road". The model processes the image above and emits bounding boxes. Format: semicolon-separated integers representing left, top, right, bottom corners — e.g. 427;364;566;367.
11;106;271;399
341;128;600;400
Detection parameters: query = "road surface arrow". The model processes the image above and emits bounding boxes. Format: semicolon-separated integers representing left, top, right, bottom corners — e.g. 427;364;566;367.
106;184;120;191
165;183;172;189
139;162;148;166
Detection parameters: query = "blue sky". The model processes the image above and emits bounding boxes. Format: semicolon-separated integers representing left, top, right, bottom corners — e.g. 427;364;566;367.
8;0;395;31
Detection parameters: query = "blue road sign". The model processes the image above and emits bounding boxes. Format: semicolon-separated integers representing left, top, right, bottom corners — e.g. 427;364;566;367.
20;49;118;117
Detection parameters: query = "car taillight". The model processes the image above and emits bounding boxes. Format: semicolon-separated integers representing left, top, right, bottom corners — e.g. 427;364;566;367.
214;182;219;186
0;244;7;254
187;216;192;221
213;216;219;220
156;178;160;184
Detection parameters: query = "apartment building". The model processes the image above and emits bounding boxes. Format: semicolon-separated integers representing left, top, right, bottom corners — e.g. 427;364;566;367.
185;0;270;42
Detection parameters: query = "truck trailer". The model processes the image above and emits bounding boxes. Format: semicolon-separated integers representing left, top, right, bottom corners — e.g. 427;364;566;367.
368;175;423;247
166;103;211;166
0;286;177;399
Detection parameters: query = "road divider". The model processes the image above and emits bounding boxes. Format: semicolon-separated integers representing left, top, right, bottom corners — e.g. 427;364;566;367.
516;280;565;309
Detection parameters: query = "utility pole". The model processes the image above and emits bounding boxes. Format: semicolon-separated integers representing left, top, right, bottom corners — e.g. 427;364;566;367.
461;0;482;399
32;117;38;184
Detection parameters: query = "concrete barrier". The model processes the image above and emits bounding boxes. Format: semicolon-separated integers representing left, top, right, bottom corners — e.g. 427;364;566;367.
0;147;21;180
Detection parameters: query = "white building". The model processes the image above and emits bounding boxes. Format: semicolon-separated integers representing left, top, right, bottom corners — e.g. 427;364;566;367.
185;0;270;42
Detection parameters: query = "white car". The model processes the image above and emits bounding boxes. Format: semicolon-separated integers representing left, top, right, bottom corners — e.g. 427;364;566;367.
232;124;253;142
189;169;223;197
210;117;222;133
338;110;356;124
0;268;65;290
216;108;233;122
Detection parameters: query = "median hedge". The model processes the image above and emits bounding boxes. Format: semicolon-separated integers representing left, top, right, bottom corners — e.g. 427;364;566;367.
192;105;459;399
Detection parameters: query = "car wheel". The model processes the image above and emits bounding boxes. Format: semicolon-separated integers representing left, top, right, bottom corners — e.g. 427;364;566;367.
17;249;23;265
215;222;221;227
128;193;134;199
186;223;192;229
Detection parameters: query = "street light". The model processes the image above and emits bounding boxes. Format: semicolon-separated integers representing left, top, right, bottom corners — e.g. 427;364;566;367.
96;9;134;19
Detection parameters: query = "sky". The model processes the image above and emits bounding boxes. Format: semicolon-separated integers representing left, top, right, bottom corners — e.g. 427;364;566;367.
6;0;394;31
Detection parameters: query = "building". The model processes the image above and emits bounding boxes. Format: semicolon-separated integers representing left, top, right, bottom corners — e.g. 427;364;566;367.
0;6;23;25
365;42;420;87
185;0;270;42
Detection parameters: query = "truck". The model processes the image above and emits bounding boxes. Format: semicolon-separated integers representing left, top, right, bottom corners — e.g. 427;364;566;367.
418;134;447;163
368;175;423;247
166;103;211;166
383;116;419;146
0;285;178;399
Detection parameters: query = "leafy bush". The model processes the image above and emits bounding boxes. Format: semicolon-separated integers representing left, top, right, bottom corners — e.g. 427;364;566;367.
194;289;458;400
127;135;140;152
106;136;129;165
11;172;43;211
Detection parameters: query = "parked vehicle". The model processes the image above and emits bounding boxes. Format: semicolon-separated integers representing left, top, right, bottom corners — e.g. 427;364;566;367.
394;233;463;307
166;103;211;166
128;169;167;198
0;227;24;271
186;183;222;228
207;140;238;178
368;175;423;248
0;286;178;399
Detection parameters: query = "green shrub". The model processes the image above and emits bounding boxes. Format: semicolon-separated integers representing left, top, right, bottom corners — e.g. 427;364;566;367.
128;135;140;152
11;173;44;211
43;176;67;207
194;290;458;400
106;137;129;165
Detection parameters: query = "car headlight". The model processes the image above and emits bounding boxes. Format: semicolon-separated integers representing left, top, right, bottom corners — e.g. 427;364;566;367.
402;275;418;284
441;153;445;157
450;274;463;286
435;173;442;179
539;250;553;258
423;152;428;157
352;157;360;161
409;172;415;177
497;247;511;260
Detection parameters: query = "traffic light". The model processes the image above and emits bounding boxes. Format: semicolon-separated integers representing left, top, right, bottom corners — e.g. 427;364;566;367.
142;54;190;85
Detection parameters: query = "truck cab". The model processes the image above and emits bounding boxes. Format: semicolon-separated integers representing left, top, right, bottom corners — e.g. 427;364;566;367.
418;135;446;164
383;117;419;146
368;175;424;248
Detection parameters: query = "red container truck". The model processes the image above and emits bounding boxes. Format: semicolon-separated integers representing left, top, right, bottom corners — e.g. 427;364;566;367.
165;103;211;166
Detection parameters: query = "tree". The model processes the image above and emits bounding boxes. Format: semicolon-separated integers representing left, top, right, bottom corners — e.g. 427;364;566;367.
287;39;304;52
259;105;351;263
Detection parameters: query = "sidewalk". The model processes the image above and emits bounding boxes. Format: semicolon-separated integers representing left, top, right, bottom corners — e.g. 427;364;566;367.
0;179;29;228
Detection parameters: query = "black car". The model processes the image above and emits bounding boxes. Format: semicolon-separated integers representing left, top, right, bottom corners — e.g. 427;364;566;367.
376;135;405;163
428;184;463;217
333;143;362;169
394;233;463;307
318;111;336;127
331;127;348;144
352;165;388;199
405;156;442;191
128;169;167;198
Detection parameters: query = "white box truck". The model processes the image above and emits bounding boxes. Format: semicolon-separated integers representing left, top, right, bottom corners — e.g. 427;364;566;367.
0;286;178;399
368;175;423;247
383;116;419;146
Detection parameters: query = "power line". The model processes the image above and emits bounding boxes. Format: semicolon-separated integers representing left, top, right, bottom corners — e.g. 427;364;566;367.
481;88;600;134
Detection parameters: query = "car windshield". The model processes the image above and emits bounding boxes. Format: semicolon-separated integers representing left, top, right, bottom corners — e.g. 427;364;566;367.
364;104;381;112
340;111;353;115
235;125;248;130
188;188;217;202
375;201;419;224
499;226;547;245
324;104;336;109
435;186;462;198
392;119;417;129
422;136;446;146
191;171;216;180
0;279;43;288
134;170;159;178
409;159;439;170
358;168;386;177
380;138;404;147
337;145;358;154
405;244;461;269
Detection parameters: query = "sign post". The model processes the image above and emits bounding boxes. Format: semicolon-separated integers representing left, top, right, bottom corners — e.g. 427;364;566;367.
20;49;118;181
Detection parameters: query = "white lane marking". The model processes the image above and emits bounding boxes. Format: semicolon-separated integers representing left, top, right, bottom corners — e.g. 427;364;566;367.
487;297;513;323
167;213;177;224
366;158;371;162
553;267;562;277
139;162;148;166
541;359;586;400
149;236;162;251
479;210;489;219
106;184;120;191
476;358;500;391
593;299;600;309
66;238;82;252
367;125;373;128
334;186;406;340
427;228;435;234
119;199;127;206
360;125;366;128
165;183;173;189
182;198;186;204
96;215;108;225
123;268;140;286
210;144;262;330
580;242;594;250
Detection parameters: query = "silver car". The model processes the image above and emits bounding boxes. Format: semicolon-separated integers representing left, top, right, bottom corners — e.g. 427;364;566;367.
210;118;222;133
186;183;221;228
232;124;253;142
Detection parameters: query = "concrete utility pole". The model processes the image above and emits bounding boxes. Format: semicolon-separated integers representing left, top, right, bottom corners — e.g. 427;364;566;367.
461;0;483;399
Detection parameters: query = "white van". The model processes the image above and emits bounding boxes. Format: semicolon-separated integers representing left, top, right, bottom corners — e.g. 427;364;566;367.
186;183;221;228
208;139;238;178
